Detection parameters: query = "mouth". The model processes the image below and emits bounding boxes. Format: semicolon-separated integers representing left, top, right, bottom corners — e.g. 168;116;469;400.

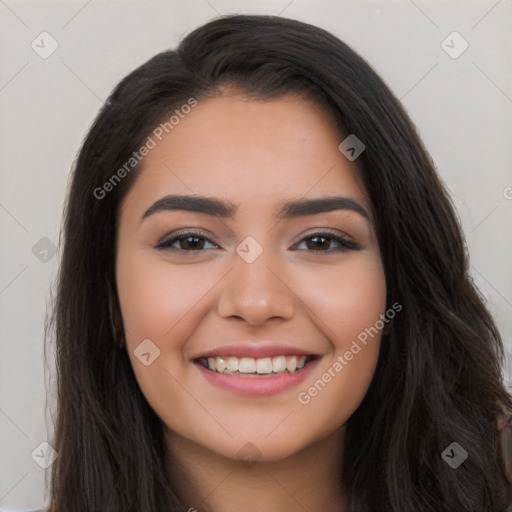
196;354;318;377
191;343;322;396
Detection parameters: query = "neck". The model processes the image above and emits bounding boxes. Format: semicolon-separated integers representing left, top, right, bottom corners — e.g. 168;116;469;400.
164;426;347;512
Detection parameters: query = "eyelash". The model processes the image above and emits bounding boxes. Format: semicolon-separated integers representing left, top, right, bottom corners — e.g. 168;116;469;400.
155;229;362;254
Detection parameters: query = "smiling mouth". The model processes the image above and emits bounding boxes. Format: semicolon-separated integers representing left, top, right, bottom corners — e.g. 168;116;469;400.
197;355;318;376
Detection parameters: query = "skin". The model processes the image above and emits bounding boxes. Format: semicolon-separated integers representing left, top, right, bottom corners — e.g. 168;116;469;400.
116;91;387;511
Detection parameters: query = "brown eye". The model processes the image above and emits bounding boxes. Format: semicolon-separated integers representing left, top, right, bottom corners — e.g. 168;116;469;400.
294;232;361;252
306;235;331;251
156;231;219;252
178;236;205;250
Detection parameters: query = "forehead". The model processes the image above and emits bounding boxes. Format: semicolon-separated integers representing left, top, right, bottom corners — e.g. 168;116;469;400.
121;93;369;217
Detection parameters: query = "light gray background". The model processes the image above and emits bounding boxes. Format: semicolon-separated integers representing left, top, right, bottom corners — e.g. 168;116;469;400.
1;1;511;510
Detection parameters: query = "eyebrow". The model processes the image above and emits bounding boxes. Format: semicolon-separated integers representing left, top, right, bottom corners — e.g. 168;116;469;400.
141;194;370;222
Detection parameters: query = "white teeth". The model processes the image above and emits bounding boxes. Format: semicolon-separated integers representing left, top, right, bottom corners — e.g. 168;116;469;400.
203;355;311;375
227;357;238;373
286;355;297;373
216;356;227;373
239;357;256;373
272;355;287;373
256;357;272;374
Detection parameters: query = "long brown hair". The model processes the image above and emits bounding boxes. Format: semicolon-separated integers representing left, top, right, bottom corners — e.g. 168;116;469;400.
46;14;512;511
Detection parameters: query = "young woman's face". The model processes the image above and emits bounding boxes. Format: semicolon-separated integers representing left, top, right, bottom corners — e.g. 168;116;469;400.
116;92;387;462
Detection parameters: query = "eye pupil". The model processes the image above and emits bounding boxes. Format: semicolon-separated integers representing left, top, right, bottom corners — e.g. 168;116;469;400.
307;236;330;250
181;236;204;250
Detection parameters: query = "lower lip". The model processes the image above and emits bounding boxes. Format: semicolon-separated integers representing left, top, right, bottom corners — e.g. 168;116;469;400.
194;359;320;397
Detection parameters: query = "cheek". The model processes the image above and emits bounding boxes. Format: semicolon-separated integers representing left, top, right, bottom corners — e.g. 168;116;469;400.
116;251;222;433
117;248;386;437
291;255;386;428
294;255;387;342
116;251;218;344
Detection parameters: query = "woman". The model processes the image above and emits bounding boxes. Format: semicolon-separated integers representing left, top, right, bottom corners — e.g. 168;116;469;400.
46;14;512;512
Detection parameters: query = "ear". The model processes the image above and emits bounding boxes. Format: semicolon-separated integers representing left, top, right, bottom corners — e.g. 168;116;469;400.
107;278;125;349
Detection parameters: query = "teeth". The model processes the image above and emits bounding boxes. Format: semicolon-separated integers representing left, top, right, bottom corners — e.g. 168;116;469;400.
227;357;238;373
216;356;227;373
239;357;256;373
286;355;297;373
256;357;272;374
272;355;287;373
202;355;312;375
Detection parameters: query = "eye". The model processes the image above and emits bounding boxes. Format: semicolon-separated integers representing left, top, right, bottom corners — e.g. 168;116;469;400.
156;230;220;252
155;229;361;254
293;231;361;252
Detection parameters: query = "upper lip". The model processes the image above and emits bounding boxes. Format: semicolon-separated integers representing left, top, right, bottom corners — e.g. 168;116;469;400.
193;342;319;360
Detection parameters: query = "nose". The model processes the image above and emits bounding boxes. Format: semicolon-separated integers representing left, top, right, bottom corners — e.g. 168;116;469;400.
217;245;296;326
